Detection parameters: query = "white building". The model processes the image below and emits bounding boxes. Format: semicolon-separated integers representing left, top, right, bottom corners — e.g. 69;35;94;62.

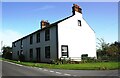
12;4;96;62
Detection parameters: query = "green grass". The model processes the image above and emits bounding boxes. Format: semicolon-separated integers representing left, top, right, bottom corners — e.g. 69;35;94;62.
2;58;120;70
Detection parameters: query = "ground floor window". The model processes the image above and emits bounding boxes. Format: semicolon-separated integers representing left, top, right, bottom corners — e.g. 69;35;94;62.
20;50;23;55
81;54;88;60
61;45;69;57
45;46;50;58
17;51;19;56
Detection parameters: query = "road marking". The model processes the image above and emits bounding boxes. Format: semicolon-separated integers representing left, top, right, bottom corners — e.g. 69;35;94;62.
4;61;77;77
55;72;61;74
73;75;77;76
17;64;23;66
43;69;48;71
49;70;54;72
39;68;42;70
9;62;15;65
15;64;23;66
64;73;71;76
4;61;24;67
5;61;15;65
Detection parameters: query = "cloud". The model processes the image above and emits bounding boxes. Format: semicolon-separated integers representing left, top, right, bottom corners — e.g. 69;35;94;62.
34;5;54;11
0;29;23;48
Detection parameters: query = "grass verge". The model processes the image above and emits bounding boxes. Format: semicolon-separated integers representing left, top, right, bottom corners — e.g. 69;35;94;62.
2;58;120;70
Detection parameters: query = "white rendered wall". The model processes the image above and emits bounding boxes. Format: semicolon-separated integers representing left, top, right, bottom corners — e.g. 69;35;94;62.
58;12;96;60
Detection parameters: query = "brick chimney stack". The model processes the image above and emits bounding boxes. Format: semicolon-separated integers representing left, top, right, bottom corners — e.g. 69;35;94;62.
72;4;82;15
41;20;50;29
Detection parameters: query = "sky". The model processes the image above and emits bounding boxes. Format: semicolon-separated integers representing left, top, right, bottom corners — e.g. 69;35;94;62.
1;2;118;49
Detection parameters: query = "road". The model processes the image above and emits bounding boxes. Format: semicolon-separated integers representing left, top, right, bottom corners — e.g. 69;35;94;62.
1;61;119;78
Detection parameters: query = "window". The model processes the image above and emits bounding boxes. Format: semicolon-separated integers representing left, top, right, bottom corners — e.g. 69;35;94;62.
36;32;40;43
20;50;23;55
17;51;19;56
61;45;69;57
30;35;33;44
45;46;50;58
20;40;23;49
78;20;81;26
81;54;88;60
13;43;16;47
45;29;50;41
30;49;33;59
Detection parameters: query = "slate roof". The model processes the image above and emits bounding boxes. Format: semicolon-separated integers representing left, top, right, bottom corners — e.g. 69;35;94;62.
13;15;74;43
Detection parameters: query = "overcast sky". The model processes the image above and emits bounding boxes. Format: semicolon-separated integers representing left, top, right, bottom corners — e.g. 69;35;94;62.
1;2;118;49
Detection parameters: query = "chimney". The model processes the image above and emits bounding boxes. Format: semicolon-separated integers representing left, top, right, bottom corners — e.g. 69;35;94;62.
72;4;82;15
41;20;50;29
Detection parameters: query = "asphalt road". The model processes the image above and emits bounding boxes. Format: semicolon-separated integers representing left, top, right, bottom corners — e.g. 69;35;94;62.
1;61;119;78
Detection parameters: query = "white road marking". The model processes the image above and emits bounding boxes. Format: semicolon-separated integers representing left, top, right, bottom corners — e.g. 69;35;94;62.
64;73;71;76
5;61;13;64
43;69;48;71
73;75;77;76
15;64;22;66
17;64;23;66
49;70;54;72
4;61;77;76
39;68;42;70
4;61;24;67
5;61;15;65
55;72;61;74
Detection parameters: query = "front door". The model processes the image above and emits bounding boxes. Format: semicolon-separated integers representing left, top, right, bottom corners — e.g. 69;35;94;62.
36;47;41;62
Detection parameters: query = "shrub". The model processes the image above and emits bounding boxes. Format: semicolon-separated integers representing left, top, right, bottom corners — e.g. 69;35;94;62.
51;58;72;64
18;54;25;62
81;57;98;63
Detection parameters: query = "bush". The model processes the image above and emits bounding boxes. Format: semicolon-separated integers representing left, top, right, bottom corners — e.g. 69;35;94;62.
81;57;98;63
4;52;12;60
18;54;25;62
51;58;72;64
50;59;62;65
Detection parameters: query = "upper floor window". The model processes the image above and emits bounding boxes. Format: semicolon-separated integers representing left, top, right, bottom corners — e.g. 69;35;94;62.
20;40;23;49
36;32;40;43
78;20;81;26
45;29;50;41
30;35;33;44
45;46;50;58
13;43;16;47
20;40;23;45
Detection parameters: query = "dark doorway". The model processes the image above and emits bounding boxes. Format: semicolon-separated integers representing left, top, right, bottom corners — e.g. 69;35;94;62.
36;47;41;62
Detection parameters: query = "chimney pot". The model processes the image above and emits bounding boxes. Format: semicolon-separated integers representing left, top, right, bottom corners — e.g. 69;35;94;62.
41;20;50;29
72;4;82;15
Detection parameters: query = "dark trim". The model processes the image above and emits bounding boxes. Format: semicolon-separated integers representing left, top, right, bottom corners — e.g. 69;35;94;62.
56;25;58;59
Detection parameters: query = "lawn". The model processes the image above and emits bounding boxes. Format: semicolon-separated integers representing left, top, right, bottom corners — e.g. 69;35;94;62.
2;58;120;70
